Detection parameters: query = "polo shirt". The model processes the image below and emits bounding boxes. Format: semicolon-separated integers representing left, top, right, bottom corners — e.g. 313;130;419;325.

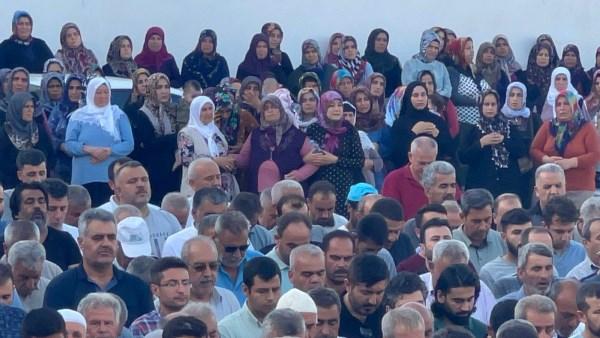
396;253;428;275
209;286;241;321
382;165;428;221
216;249;263;305
567;256;599;280
43;226;82;270
499;286;526;302
554;240;586;277
479;256;516;289
218;302;264;338
339;294;384;338
266;247;292;292
249;224;274;252
452;227;506;272
161;226;197;258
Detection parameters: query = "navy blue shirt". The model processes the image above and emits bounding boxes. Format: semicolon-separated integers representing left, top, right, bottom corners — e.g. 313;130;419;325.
0;304;25;338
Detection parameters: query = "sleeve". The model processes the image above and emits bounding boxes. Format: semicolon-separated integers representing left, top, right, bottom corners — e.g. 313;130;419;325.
336;128;365;169
458;125;484;164
281;52;294;78
235;65;246;80
102;64;115;77
385;58;403;97
574;123;600;168
65;234;82;266
401;60;414;85
234;133;252;168
180;55;193;84
449;68;478;106
291;137;319;181
390;118;415;168
111;112;134;156
438;65;452;98
218;57;230;84
530;122;550;163
166;58;182;88
64;119;86;156
178;130;196;168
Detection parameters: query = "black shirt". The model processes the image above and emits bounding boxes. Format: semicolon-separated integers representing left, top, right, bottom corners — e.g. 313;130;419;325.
389;233;415;266
43;227;82;270
339;293;384;338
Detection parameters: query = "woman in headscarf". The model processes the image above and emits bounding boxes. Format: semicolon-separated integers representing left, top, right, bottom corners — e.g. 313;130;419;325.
235;95;317;193
324;33;343;66
295;87;320;132
458;89;527;198
0;92;54;189
531;90;600;206
178;95;237;197
181;29;230;89
525;42;554;118
65;77;133;206
330;68;355;100
541;67;584;122
364;28;402;97
402;29;452;98
298;72;322;94
0;67;30;123
261;22;294;82
272;88;295;121
475;42;510;104
305;90;365;216
130;73;179;203
102;35;137;78
560;44;591;97
587;47;600;81
212;84;258;153
39;72;64;119
368;73;386;115
433;26;453;67
0;10;53;73
236;33;285;83
419;70;459;137
536;34;560;68
335;36;373;86
287;39;336;97
43;58;65;73
390;81;454;169
54;23;98;76
123;68;150;118
585;70;600;118
134;27;182;88
492;35;524;82
349;86;390;159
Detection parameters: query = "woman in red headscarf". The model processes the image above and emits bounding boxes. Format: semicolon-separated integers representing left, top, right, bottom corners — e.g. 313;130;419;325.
134;27;182;88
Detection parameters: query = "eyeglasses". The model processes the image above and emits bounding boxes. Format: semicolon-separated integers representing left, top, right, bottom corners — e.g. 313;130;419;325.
159;280;192;288
223;244;249;253
193;262;219;272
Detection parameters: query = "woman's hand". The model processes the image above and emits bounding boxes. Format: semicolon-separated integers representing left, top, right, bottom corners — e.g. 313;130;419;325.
480;132;504;147
304;151;338;166
542;155;564;164
555;157;578;170
214;156;236;171
284;170;301;181
411;121;436;135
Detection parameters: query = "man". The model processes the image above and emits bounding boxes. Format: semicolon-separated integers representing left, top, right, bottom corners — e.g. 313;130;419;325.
21;307;67;338
77;292;124;338
514;295;557;338
403;190;453;249
115;216;152;270
65;185;91;227
259;188;277;230
130;257;191;337
186;157;223;194
262;308;306;338
402;302;434;338
214;210;263;305
543;196;586;276
177;302;219;338
530;164;566;226
382;307;426;338
58;309;87;338
218;256;282;338
231;192;275;252
322;230;355;295
548;279;581;338
309;287;343;338
480;208;532;288
339;253;389;338
161;192;190;228
289;243;326;292
452;188;506;272
9;182;81;270
7;240;49;312
276;288;319;337
398;216;452;275
42;178;79;241
442;200;463;230
267;211;312;293
383;272;428;311
98;161;180;257
44;208;154;326
308;180;348;229
382;136;439;220
355;212;398;278
574;282;600;338
0;263;14;306
569;197;600;280
343;182;379;232
431;263;487;338
371;198;415;265
493;194;522;231
0;302;26;337
496;320;539;338
500;243;554;301
181;236;240;321
162;187;228;258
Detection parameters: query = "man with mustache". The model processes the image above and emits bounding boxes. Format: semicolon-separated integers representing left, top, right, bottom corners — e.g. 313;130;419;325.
500;243;554;301
289;244;326;292
431;263;487;338
568;197;600;280
529;164;566;227
322;230;355;295
575;282;600;338
514;295;557;338
307;180;348;229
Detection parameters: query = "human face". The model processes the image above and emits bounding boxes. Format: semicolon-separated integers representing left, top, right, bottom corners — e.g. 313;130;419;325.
481;93;498;119
393;291;425;308
65;27;82;48
463;206;492;245
289;254;325;292
411;86;428;110
370;76;385;97
343;40;357;60
268;29;282;49
374;32;388;53
256;41;269;60
215;229;249;269
47;78;63;101
300;92;318;114
47;196;68;228
536;48;550;68
325;237;354;285
156;78;170;103
504;222;532;257
518;253;553;295
548;217;575;250
135;74;148;95
259;203;277;229
188;163;221;192
343;110;356;125
263;101;281;123
495;38;509;57
200;37;214;55
425;41;440;61
151;268;191;313
331;37;342;55
508;87;524;110
386;218;405;249
0;280;12;305
422;225;452;261
555;96;574;122
563;51;578;69
304;46;319;65
148;34;163;52
390;325;425;338
79;220;118;268
65;322;86;338
346;280;387;316
354;92;371;114
555;73;569;91
463;40;474;64
277;222;311;265
554;284;579;338
186;243;219;298
408;147;437;180
244;276;281;319
47;63;63;73
315;305;340;338
93;84;110;107
309;192;336;227
12;261;42;298
119;38;132;59
420;74;435;95
21;100;34;122
17;189;47;227
338;78;354;98
580;297;600;337
482;48;495;65
326;100;344;122
202;315;219;338
425;174;457;204
85;307;118;338
584;220;600;266
534;172;565;209
115;166;151;209
437;286;476;320
199;102;214;125
15;17;32;41
242;83;260;101
526;310;555;338
68;79;83;103
12;71;28;92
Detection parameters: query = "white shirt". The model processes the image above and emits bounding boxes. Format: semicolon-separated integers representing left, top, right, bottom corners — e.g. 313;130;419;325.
161;227;198;258
58;223;79;242
566;255;598;280
98;195;160;213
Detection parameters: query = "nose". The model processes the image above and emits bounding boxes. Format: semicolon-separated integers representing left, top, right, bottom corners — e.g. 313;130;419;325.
459;302;471;312
368;295;378;305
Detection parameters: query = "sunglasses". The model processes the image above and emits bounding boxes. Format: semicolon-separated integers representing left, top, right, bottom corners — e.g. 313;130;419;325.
224;244;249;253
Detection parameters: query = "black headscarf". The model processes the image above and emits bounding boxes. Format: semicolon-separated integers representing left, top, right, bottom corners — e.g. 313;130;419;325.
364;28;396;74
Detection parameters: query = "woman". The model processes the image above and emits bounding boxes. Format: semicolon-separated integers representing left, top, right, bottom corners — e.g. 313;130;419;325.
330;69;354;100
0;67;30;123
492;35;524;82
43;58;65;73
541;67;582;122
0;10;53;72
299;72;322;94
134;27;182;88
587;47;600;81
419;70;459;137
475;42;510;103
39;72;64;119
502;82;535;142
305;90;365;215
54;23;98;76
585;70;600;118
368;73;386;116
531;90;600;206
0;92;54;189
236;33;285;83
458;90;527;199
295;87;320;132
236;95;317;193
178;96;237;197
181;29;230;89
261;22;294;81
525;42;554;116
325;33;343;66
335;36;373;86
560;44;591;97
364;28;402;97
536;34;560;68
239;76;262;119
212;85;258;153
65;77;133;206
287;39;336;97
123;68;150;118
390;81;454;169
433;27;453;67
102;35;137;78
349;86;390;158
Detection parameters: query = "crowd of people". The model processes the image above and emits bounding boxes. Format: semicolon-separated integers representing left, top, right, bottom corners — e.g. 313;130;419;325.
2;8;600;338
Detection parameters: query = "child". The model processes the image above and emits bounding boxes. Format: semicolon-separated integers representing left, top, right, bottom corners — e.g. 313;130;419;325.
175;80;203;132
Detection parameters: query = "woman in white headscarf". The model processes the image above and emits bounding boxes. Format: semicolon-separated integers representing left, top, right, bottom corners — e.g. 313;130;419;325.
65;77;134;206
541;66;587;122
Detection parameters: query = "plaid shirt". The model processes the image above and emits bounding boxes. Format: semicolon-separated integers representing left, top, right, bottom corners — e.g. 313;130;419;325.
130;310;161;338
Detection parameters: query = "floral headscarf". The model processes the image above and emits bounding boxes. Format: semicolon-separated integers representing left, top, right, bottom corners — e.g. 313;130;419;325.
478;90;510;168
56;23;98;76
106;35;137;78
551;90;585;156
259;95;294;147
141;73;175;136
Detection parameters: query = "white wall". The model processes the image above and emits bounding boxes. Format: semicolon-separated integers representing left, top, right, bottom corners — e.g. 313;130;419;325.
2;0;600;75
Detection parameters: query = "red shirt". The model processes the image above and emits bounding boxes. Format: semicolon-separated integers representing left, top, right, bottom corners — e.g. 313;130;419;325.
382;165;427;220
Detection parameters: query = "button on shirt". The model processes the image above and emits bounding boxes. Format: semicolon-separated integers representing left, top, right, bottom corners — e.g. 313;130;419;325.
216;249;263;305
218;302;263;338
452;227;506;272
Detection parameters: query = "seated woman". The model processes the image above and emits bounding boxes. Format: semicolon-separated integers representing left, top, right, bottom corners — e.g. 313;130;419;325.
531;90;600;206
541;66;583;122
102;35;138;78
39;72;64;119
364;29;402;97
55;22;98;76
330;69;354;100
239;76;262;119
236;33;286;83
560;44;591;97
349;86;390;158
295;87;320;132
236;95;317;193
261;22;294;84
287;39;336;96
335;36;373;86
305;90;365;216
458;90;527;198
134;27;182;88
212;85;258;154
123;68;150;118
43;58;65;73
65;77;133;206
181;29;230;89
0;10;53;72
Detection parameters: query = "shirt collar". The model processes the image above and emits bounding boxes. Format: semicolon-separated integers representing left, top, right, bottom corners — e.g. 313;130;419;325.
242;301;263;326
456;225;489;248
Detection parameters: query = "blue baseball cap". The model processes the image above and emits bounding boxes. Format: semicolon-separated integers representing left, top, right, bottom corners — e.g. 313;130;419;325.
347;183;378;202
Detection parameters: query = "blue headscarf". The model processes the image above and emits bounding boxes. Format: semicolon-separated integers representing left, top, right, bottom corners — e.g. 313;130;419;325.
416;29;440;63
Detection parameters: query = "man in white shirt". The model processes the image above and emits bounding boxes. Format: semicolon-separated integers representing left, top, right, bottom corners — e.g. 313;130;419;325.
182;158;223;227
567;197;600;280
7;240;49;312
115;216;152;270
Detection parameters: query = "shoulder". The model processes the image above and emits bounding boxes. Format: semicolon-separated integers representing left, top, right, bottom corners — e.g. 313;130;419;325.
47;267;78;287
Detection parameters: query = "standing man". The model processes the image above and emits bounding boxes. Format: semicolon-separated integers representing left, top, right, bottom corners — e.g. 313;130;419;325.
322;230;355;295
309;287;343;338
574;282;600;338
514;295;557;338
530;164;566;226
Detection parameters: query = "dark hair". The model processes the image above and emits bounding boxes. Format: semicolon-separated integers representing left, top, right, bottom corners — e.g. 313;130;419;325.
490;299;518;333
322;230;355;253
308;287;341;311
192;187;228;211
162;315;207;338
114;160;144;179
460;188;493;216
577;282;600;312
276;211;312;237
357;213;388;246
108;157;133;182
418;70;437;91
149;257;188;286
42;178;69;199
347;253;389;286
22;307;66;338
543;196;579;225
10;182;48;218
520;227;553;246
496;319;538;338
420;218;452;244
16;149;46;170
415;204;447;228
0;263;13;286
429;93;447;113
183;79;202;91
435;263;480;298
370;198;404;221
432;326;475;338
307;180;336;200
382;272;427;309
230;192;262;223
276;194;307;216
243;256;281;290
500;208;531;232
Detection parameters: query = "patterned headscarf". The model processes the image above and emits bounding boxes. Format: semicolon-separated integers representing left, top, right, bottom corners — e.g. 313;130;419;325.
330;68;354;91
478;90;510;169
492;35;522;78
416;29;441;63
57;23;98;76
525;43;553;97
301;39;323;69
130;68;150;100
299;72;322;93
141;73;175;136
350;86;384;132
296;87;320;129
106;35;137;78
213;85;239;145
40;72;64;112
501;82;530;119
475;42;502;89
337;36;366;83
585;69;600;117
536;34;560;68
5;92;37;146
43;58;65;73
325;33;343;65
551;90;585;156
259;95;294;147
385;86;406;126
318;90;347;153
560;44;584;72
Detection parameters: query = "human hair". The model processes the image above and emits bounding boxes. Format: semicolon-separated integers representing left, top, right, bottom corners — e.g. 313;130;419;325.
420;218;451;244
10;181;48;218
410;135;438;153
370;198;404;221
347;253;389;287
22;307;66;338
183;79;202;91
187;158;219;181
16;149;46;170
192;187;228;211
243;256;281;290
77;292;122;325
535;163;565;181
0;263;13;286
230;192;262;223
114;160;145;180
263;308;305;338
581;197;600;239
432;326;475;338
308;287;341;311
520;227;553;246
276;211;312;237
215;210;250;236
382;307;424;338
107;157;133;182
271;180;304;205
42;178;68;199
415;204;447;228
196;214;220;234
178;302;216;323
435;263;480;297
181;235;218;265
162;316;207;338
432;239;469;263
517;243;553;270
576;281;600;312
493;193;521;213
514;295;556;320
543;196;578;225
149;257;188;285
3;220;39;246
307;180;336;200
496;319;538;338
548;279;580;302
460;188;493;216
289;244;324;270
161;192;190;212
442;200;461;214
78;208;116;237
356;213;388;246
7;240;45;269
276;194;307;216
321;229;355;253
500;208;531;232
421;161;455;189
490;299;518;333
113;204;142;223
383;272;428;309
126;256;157;284
67;185;91;209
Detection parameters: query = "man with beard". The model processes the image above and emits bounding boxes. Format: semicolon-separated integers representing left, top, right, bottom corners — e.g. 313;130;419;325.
341;182;378;232
548;279;581;338
339;253;389;338
514;295;557;338
307;180;348;229
130;257;191;337
480;208;532;288
43;208;154;326
574;282;600;338
431;263;487;338
530;164;566;226
322;230;355;295
181;235;240;321
309;287;343;338
452;188;505;272
500;243;554;301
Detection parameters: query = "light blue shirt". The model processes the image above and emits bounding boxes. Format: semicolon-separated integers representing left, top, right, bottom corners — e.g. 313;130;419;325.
555;240;586;277
216;249;263;305
266;247;292;293
499;286;526;302
218;302;263;338
210;286;241;321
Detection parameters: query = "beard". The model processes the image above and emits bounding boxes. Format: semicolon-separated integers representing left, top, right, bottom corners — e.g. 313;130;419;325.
431;301;474;327
314;216;335;228
506;240;519;257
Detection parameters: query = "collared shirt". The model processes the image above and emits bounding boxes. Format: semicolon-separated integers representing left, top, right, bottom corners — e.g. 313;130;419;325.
0;304;25;338
499;286;527;302
218;302;264;338
396;253;428;275
529;202;544;226
20;277;49;312
161;226;197;258
210;286;241;321
452;227;506;272
249;224;274;252
216;249;263;305
130;310;161;338
433;316;487;338
566;255;599;280
266;247;292;293
479;256;516;289
382;165;428;221
339;294;384;338
555;241;586;277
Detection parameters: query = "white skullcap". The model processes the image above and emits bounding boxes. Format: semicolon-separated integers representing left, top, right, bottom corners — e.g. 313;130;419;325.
58;309;87;328
276;288;318;314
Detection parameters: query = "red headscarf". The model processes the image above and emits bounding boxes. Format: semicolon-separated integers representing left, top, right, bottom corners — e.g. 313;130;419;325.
134;27;174;72
447;37;473;68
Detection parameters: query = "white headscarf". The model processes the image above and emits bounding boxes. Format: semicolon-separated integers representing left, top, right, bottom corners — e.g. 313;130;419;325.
70;77;120;141
546;67;578;107
501;82;531;118
187;95;227;157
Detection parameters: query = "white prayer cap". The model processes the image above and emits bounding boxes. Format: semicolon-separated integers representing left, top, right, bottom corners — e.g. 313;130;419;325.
58;309;87;328
276;288;318;314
